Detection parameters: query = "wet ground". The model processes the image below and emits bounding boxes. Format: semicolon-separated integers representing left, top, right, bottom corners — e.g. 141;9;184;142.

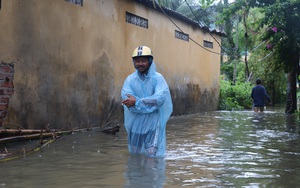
1;107;300;187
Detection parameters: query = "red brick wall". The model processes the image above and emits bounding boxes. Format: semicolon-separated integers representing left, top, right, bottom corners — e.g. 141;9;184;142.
0;62;14;127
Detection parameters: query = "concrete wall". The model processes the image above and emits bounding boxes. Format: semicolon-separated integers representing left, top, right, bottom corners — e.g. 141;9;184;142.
0;0;221;129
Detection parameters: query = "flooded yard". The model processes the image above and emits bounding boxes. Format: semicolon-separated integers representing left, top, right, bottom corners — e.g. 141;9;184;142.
1;107;300;187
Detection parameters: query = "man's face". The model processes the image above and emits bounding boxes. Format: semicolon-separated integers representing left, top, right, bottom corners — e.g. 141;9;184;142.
133;56;150;74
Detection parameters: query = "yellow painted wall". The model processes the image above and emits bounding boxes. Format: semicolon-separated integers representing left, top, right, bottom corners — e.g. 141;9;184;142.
0;0;221;129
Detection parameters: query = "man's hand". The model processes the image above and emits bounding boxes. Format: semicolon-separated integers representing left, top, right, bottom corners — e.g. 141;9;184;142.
122;94;136;107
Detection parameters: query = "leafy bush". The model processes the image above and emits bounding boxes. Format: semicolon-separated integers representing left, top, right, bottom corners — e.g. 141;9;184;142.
218;78;253;110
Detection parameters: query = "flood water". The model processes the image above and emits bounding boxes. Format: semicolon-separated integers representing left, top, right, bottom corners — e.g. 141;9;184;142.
1;107;300;187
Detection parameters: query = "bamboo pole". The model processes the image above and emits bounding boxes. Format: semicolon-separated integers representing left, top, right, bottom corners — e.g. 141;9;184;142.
0;139;56;163
0;129;49;136
0;126;120;144
0;125;120;144
0;125;121;162
0;131;71;144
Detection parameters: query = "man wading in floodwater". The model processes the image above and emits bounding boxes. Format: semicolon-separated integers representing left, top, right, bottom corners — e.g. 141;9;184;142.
251;78;271;112
121;46;173;157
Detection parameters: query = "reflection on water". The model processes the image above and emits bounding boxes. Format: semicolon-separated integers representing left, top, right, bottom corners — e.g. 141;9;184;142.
1;108;300;187
124;155;166;188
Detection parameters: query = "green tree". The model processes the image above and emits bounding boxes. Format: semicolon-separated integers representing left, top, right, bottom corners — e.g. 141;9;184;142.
156;0;183;10
220;0;300;113
260;1;300;113
156;0;219;28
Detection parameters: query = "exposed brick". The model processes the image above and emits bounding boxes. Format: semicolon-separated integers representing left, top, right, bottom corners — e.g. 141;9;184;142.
0;62;14;128
0;96;10;103
3;88;14;95
0;111;7;118
0;75;13;81
0;65;13;73
0;104;8;111
1;81;14;88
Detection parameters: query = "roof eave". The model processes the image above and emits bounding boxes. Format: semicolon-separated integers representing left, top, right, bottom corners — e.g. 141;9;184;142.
134;0;226;37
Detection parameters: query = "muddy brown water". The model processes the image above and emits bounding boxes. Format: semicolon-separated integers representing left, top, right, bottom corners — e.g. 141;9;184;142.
1;107;300;187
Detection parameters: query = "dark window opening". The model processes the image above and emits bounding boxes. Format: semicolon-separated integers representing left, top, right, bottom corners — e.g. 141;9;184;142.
65;0;83;6
126;12;148;29
204;40;213;48
175;30;189;42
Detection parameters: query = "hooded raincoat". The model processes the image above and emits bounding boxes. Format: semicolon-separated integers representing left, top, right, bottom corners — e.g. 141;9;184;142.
121;61;172;157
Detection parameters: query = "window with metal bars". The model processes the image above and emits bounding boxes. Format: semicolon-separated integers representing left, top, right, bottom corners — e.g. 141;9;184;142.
65;0;83;6
203;40;213;48
126;12;148;29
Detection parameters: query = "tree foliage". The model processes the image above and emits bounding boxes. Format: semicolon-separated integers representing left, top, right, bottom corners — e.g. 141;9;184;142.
156;0;220;28
218;77;253;110
218;0;300;112
220;0;300;71
155;0;299;112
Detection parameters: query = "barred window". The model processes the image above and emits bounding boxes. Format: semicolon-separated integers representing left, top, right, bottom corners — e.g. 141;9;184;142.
65;0;83;6
204;40;213;48
175;30;189;42
126;12;148;29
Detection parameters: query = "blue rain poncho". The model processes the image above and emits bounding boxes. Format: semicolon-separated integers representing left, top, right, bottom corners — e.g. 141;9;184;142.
121;61;173;157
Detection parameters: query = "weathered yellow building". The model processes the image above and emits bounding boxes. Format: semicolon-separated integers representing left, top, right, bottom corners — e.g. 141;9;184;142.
0;0;223;129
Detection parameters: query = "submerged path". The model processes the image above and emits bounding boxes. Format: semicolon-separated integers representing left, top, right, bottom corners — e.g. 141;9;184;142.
1;108;300;187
